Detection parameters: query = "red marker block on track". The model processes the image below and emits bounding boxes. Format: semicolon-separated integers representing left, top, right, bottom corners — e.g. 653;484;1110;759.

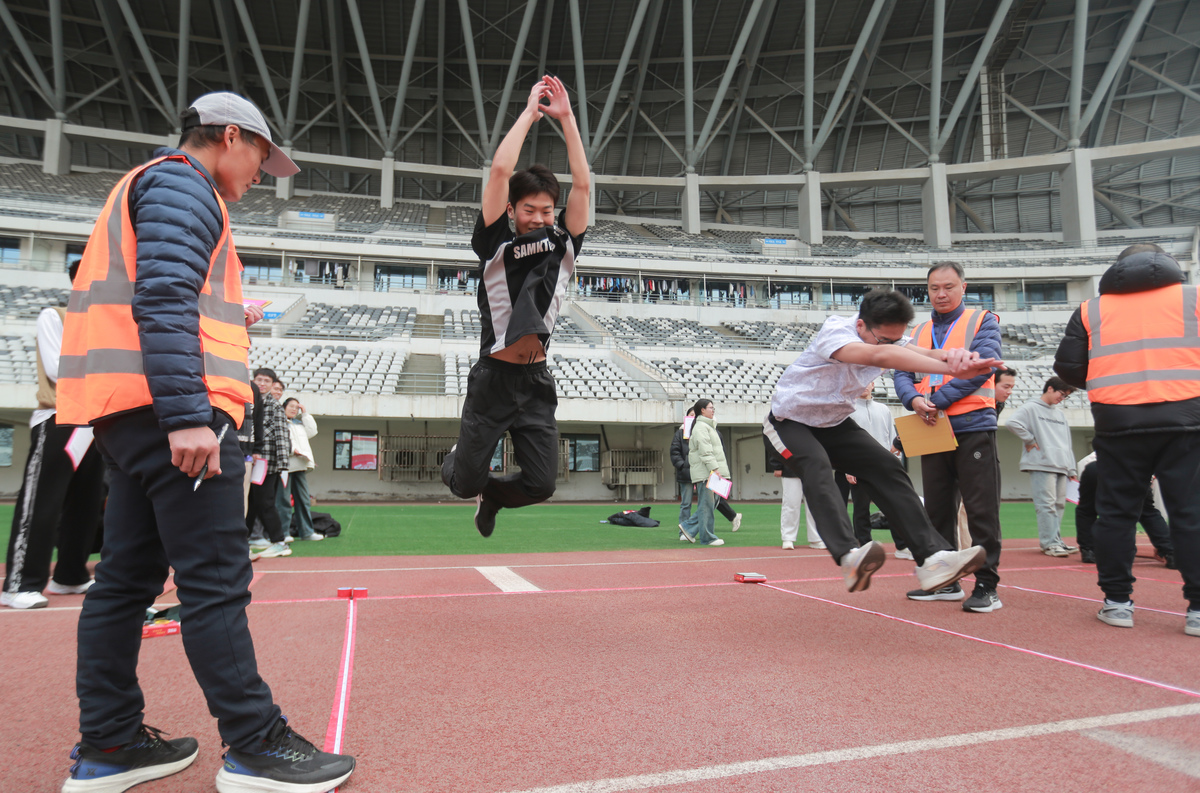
734;572;767;583
142;621;181;638
336;587;369;599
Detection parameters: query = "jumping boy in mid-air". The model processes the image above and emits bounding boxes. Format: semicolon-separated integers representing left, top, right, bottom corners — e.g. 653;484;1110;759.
442;76;589;536
763;289;1002;594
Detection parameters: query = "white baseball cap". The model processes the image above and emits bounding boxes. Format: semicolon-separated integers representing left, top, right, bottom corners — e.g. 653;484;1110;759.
183;92;300;178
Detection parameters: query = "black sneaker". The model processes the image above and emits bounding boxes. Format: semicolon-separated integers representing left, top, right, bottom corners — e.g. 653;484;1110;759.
216;718;354;793
63;725;198;793
906;583;964;601
962;585;1003;613
474;494;500;538
1080;548;1096;564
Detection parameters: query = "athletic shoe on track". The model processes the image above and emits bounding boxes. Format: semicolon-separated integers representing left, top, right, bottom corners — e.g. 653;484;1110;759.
1186;611;1200;637
731;513;742;532
47;579;94;595
215;717;354;793
259;542;292;558
249;538;271;551
707;538;725;546
906;583;964;601
1097;600;1134;628
474;494;500;538
1080;548;1096;564
62;725;198;793
1;590;48;609
1042;544;1071;558
893;548;914;561
782;541;794;550
841;541;885;592
809;541;827;550
914;546;986;592
678;523;696;543
962;585;1002;613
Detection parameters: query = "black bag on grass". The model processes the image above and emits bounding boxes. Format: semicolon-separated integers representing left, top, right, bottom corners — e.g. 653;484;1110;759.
607;506;659;527
312;511;342;538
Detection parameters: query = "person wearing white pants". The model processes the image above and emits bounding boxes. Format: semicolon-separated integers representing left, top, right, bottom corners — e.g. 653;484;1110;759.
769;444;825;550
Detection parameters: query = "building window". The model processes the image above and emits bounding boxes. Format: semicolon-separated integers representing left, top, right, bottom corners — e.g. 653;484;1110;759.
1023;282;1067;305
241;255;282;283
334;430;378;471
565;434;600;472
65;244;85;272
375;264;428;291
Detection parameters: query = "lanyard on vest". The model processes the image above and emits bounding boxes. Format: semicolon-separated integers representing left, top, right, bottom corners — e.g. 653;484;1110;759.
928;312;964;387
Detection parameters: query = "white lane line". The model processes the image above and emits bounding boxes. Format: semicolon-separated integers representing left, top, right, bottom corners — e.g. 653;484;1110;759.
1082;728;1200;779
476;566;541;592
499;704;1200;793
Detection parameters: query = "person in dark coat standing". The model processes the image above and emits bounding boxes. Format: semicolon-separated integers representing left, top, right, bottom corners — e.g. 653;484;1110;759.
1054;244;1200;637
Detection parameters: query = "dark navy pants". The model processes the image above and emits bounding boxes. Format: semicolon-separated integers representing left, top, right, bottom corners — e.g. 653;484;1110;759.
77;407;280;750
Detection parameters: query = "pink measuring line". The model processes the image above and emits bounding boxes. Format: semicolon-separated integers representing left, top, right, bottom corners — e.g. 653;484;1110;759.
324;596;358;756
757;582;1200;699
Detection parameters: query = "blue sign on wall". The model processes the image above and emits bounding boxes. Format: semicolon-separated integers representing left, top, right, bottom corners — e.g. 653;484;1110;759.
298;211;326;219
263;311;283;320
763;238;788;244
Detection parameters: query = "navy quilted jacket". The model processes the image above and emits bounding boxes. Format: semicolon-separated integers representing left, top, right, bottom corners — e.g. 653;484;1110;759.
128;147;229;432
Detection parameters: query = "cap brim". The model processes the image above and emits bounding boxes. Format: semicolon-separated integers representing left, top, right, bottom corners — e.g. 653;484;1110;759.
262;141;300;178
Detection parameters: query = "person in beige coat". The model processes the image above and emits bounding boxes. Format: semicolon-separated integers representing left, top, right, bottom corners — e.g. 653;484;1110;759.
680;399;729;546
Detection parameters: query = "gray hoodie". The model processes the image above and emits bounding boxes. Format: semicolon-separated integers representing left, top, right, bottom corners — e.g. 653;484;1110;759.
1005;398;1076;476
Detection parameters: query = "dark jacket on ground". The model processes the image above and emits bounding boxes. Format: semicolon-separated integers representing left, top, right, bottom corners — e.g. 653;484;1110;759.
670;427;690;483
893;302;1002;434
131;147;230;432
1054;250;1200;436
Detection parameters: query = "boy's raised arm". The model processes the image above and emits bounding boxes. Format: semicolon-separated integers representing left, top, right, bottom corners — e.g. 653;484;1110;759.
482;80;548;226
542;75;590;238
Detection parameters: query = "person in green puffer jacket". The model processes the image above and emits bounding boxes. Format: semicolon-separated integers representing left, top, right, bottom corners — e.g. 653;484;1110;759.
680;399;730;546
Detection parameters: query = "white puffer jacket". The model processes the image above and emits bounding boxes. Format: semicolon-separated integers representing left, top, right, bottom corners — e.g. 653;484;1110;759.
287;412;318;472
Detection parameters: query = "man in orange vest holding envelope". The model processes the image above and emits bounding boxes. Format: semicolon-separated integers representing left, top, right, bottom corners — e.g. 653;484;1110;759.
894;262;1004;613
1054;244;1200;637
56;92;354;793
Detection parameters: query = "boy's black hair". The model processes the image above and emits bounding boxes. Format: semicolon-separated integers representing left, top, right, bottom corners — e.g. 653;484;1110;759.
691;398;713;417
509;164;560;207
858;289;915;328
927;261;964;280
1044;376;1074;394
274;379;286;389
178;108;261;151
252;367;278;380
997;366;1018;379
1116;242;1165;261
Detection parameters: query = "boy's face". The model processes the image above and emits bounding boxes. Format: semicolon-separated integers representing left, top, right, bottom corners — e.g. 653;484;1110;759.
1043;386;1073;405
855;320;907;346
270;382;284;400
211;126;270;203
995;374;1016;403
508;191;556;235
253;374;273;394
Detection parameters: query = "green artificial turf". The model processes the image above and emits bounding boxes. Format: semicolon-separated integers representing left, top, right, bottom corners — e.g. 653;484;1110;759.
0;500;1072;560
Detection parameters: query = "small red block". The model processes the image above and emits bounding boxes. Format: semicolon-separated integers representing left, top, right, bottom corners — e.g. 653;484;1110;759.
337;587;353;599
142;621;181;638
337;587;369;599
352;587;368;599
734;572;767;583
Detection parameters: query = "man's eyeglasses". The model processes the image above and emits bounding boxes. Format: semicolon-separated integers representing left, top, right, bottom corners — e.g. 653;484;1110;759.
867;327;901;345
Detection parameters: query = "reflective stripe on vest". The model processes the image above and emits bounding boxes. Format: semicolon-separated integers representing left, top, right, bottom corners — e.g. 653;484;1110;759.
57;155;253;427
1081;284;1200;404
911;307;997;416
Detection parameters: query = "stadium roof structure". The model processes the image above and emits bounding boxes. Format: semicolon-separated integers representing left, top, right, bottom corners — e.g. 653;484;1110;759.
0;0;1198;238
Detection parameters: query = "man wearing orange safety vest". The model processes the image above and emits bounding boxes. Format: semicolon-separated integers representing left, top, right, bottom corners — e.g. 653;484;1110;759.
1054;244;1200;638
55;92;355;793
894;262;1005;614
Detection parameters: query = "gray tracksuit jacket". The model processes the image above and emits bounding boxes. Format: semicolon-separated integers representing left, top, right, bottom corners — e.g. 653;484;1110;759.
1005;398;1076;476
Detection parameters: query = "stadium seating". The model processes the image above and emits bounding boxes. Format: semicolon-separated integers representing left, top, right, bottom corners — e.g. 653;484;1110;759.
646;357;787;404
286;303;417;340
248;343;406;394
0;285;69;320
0;334;36;384
721;320;820;350
592;315;747;349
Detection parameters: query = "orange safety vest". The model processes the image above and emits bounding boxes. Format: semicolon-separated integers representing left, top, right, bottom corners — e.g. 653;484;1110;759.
910;307;997;416
1081;283;1200;405
57;155;253;427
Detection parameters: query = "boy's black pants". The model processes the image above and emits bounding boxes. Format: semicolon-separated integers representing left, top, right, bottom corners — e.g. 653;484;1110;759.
442;357;559;508
246;473;285;543
78;408;279;750
1075;462;1173;555
764;413;952;566
4;415;104;593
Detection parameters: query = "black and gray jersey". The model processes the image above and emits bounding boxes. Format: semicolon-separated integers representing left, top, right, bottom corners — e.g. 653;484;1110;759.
471;209;584;357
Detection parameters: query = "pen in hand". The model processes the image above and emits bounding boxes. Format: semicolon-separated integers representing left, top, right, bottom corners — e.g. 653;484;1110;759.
193;424;229;491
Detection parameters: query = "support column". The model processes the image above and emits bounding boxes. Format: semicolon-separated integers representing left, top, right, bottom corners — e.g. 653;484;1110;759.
42;118;71;175
275;145;296;200
1060;147;1097;244
921;162;952;248
682;170;701;234
380;156;395;209
587;170;596;228
797;171;823;245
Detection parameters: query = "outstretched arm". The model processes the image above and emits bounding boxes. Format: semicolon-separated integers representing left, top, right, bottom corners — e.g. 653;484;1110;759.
833;341;1000;380
542;75;590;238
482;80;548;226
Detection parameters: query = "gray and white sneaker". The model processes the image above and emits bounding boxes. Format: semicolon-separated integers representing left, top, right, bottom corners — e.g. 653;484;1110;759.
915;546;986;592
731;513;742;532
1097;599;1134;628
841;541;886;592
1042;544;1071;558
678;523;696;544
1186;610;1200;637
258;542;292;558
962;585;1003;613
1;590;49;609
894;548;914;561
907;583;964;601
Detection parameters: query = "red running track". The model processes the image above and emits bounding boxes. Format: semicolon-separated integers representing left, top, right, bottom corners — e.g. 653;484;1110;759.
3;540;1198;792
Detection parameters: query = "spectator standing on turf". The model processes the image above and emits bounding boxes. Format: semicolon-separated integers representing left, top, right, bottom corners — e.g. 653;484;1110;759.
894;262;1005;613
1054;244;1200;636
248;367;292;556
848;381;910;558
1075;451;1174;567
441;76;589;536
3;265;105;610
680;399;728;546
767;446;827;551
1005;377;1078;556
764;289;994;595
279;398;321;541
994;367;1018;418
56;92;353;792
674;410;744;532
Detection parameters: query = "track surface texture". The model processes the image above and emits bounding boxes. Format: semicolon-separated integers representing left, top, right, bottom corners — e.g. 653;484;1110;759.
4;539;1198;792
